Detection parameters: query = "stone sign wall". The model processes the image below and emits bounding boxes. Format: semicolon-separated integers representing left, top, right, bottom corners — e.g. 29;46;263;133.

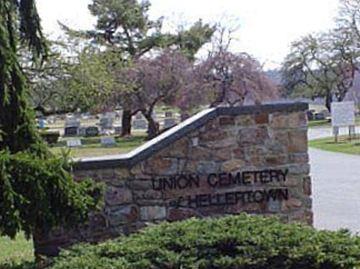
35;102;312;256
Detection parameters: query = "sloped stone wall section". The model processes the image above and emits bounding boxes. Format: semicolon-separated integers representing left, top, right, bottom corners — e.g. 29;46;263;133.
35;102;311;256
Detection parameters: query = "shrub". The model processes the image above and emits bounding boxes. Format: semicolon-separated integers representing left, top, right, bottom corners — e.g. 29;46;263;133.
0;150;103;238
40;131;60;145
50;214;360;269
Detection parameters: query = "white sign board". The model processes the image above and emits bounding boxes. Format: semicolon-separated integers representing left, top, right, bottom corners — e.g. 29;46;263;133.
331;101;355;127
66;139;82;148
101;137;116;146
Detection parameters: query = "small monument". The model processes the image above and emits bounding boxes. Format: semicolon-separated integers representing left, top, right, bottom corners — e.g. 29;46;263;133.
85;126;99;137
64;126;79;136
101;136;116;146
114;125;122;135
66;138;82;148
64;117;80;136
163;111;177;129
99;117;114;130
133;113;148;130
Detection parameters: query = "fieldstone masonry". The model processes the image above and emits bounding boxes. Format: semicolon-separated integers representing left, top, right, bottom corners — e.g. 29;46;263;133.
35;102;312;256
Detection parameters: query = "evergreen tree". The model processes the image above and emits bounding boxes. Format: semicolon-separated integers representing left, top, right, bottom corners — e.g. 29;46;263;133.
0;0;102;249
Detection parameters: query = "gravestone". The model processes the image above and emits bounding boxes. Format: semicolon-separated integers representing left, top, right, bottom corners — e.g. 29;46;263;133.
66;138;82;148
64;126;79;136
114;125;122;135
133;113;148;130
65;117;80;128
78;127;87;136
47;116;56;124
101;136;116;146
38;118;46;129
64;117;80;136
135;112;143;120
85;126;99;137
163;118;177;129
99;117;114;130
133;119;148;130
105;112;117;119
314;112;326;120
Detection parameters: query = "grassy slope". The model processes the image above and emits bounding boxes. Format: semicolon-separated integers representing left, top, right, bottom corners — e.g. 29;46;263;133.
309;136;360;155
308;119;330;128
308;116;360;128
50;135;146;158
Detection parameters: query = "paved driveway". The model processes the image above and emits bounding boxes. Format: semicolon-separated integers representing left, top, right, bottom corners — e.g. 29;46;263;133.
309;127;360;232
311;148;360;232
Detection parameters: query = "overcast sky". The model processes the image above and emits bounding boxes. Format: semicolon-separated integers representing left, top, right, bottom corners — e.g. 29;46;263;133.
36;0;340;69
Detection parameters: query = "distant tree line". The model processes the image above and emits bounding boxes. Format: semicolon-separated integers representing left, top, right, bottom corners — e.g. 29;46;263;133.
282;0;360;111
28;0;279;139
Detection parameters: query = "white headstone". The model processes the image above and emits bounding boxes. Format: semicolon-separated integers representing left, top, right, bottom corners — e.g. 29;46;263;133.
101;136;116;146
105;112;116;119
99;117;114;129
78;126;87;136
133;119;148;130
114;125;122;134
163;118;177;129
331;101;355;127
66;139;82;148
65;117;80;128
135;112;143;120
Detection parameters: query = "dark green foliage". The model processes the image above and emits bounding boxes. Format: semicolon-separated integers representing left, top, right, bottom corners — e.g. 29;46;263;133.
0;0;103;242
40;131;60;145
0;1;39;153
0;150;103;239
51;214;360;269
19;0;48;60
176;20;216;61
1;261;36;269
86;0;214;60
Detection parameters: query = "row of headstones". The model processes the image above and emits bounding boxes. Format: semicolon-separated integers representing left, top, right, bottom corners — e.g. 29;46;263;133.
132;111;177;130
67;136;117;148
64;117;121;137
65;112;178;136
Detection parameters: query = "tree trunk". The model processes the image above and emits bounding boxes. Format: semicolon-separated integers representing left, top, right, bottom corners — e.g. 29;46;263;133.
121;110;132;137
325;93;333;112
143;112;159;140
180;111;190;122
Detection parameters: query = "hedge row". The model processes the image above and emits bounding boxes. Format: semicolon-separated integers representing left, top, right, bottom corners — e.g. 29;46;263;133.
50;214;360;269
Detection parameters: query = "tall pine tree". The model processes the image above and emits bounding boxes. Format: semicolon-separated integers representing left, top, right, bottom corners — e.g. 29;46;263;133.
0;0;102;253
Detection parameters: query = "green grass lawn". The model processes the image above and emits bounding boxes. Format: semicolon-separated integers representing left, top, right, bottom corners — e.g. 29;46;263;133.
51;135;146;158
308;119;331;128
309;135;360;155
0;234;34;268
308;116;360;128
